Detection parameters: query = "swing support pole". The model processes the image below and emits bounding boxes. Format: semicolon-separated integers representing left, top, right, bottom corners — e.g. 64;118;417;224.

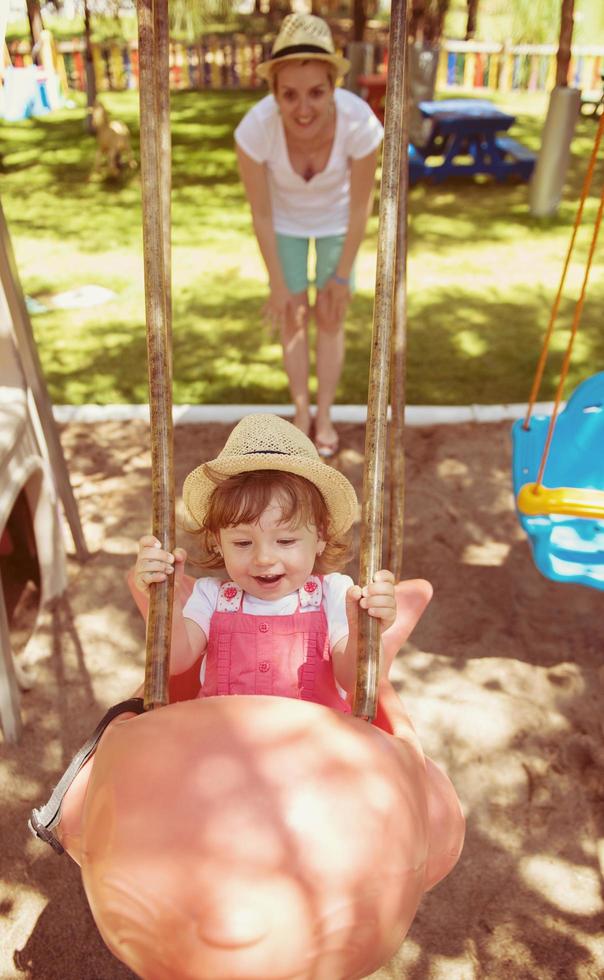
136;0;174;710
387;11;411;581
354;0;409;720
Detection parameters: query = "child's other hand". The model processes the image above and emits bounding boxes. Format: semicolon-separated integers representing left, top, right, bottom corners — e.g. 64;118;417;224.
346;569;396;633
133;534;186;594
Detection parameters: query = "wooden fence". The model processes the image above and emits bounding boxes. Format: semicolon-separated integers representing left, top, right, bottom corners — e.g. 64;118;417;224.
6;35;604;97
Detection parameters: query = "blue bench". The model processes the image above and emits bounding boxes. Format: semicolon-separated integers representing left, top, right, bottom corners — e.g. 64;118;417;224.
494;136;537;180
408;143;427;185
580;90;603;118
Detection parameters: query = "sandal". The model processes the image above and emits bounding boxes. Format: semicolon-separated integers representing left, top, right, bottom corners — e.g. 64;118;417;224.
314;434;340;459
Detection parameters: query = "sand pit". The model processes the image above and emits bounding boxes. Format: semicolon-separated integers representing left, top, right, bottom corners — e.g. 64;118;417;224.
1;418;603;980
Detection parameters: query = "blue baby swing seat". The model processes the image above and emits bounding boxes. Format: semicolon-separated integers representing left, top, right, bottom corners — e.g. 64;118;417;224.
512;372;604;589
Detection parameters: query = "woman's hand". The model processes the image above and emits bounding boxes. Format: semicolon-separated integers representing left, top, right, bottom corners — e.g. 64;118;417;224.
320;277;350;326
263;281;296;332
133;535;186;594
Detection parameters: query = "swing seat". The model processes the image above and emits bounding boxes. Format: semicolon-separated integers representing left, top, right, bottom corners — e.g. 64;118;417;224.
511;372;604;589
50;578;464;980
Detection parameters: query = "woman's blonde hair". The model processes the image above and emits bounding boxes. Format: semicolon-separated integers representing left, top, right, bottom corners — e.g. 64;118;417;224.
191;469;351;573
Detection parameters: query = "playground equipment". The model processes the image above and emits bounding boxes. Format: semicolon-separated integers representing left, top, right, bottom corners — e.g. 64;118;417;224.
512;110;604;589
29;1;464;976
49;577;464;980
513;374;604;587
1;31;65;122
0;201;87;743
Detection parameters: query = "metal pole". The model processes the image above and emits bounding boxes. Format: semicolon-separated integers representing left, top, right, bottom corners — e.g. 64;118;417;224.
387;19;410;581
136;0;174;710
353;0;409;720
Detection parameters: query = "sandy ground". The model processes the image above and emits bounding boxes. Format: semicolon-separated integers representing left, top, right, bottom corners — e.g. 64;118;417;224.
1;418;603;980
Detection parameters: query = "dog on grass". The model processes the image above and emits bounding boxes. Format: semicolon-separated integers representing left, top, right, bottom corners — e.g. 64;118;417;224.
89;101;137;178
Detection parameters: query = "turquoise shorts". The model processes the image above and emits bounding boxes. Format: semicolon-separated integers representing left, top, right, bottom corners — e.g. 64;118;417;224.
276;233;356;294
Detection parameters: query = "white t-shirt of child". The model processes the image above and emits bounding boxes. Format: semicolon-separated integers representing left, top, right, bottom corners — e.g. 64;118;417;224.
183;572;353;652
234;88;384;238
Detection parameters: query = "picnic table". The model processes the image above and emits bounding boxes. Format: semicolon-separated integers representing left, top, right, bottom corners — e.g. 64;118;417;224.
416;98;536;183
580;78;603;118
356;83;536;186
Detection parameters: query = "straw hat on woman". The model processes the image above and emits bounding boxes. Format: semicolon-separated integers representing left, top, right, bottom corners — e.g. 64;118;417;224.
235;14;384;458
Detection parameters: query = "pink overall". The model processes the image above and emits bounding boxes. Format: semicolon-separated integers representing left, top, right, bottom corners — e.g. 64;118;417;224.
196;578;350;714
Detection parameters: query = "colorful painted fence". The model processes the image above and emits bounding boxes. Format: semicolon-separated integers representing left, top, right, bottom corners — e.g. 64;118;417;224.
6;35;604;97
7;36;274;93
436;40;604;95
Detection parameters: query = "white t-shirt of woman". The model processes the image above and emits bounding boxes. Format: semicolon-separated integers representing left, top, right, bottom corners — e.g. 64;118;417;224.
234;87;384;238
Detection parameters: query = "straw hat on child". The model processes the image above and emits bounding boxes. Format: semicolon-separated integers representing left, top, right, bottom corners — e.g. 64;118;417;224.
183;414;357;536
256;13;350;83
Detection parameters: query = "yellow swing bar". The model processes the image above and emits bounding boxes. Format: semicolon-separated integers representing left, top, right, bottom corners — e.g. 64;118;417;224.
517;482;604;519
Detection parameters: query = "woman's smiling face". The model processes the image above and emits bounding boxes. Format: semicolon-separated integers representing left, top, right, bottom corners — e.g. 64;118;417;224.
273;61;335;140
216;493;325;601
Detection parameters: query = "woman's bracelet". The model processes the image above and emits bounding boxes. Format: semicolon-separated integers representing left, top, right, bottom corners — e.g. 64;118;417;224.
331;274;350;286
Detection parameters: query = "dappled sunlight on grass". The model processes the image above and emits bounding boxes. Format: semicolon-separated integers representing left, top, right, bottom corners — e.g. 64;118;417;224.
453;329;489;358
1;87;602;406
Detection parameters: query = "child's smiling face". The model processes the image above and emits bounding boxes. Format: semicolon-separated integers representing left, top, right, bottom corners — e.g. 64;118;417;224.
216;493;325;600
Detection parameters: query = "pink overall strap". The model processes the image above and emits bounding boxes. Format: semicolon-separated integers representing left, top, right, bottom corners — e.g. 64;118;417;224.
297;575;324;703
214;582;242;695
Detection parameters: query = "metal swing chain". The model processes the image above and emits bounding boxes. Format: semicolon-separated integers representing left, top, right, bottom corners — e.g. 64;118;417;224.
353;0;410;720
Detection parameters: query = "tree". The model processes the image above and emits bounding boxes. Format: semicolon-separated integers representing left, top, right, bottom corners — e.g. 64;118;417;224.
352;0;368;42
169;0;239;41
465;0;479;41
409;0;450;44
556;0;574;87
510;0;563;45
83;0;97;112
26;0;44;53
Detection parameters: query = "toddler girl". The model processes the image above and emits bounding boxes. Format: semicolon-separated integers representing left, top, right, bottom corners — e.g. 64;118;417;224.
133;413;396;711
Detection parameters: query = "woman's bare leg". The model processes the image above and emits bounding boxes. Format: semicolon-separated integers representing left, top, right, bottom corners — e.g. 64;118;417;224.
314;289;345;450
280;292;311;435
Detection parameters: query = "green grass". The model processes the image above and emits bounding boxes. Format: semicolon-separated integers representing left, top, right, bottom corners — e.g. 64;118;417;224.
1;87;602;406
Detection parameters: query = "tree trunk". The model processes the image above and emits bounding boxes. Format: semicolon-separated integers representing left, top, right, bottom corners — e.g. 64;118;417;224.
433;0;448;41
353;0;368;43
465;0;479;40
83;0;97;122
409;0;449;44
409;0;425;40
556;0;574;87
26;0;44;54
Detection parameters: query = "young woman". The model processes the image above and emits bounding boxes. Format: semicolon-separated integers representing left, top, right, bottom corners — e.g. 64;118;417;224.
235;14;384;456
